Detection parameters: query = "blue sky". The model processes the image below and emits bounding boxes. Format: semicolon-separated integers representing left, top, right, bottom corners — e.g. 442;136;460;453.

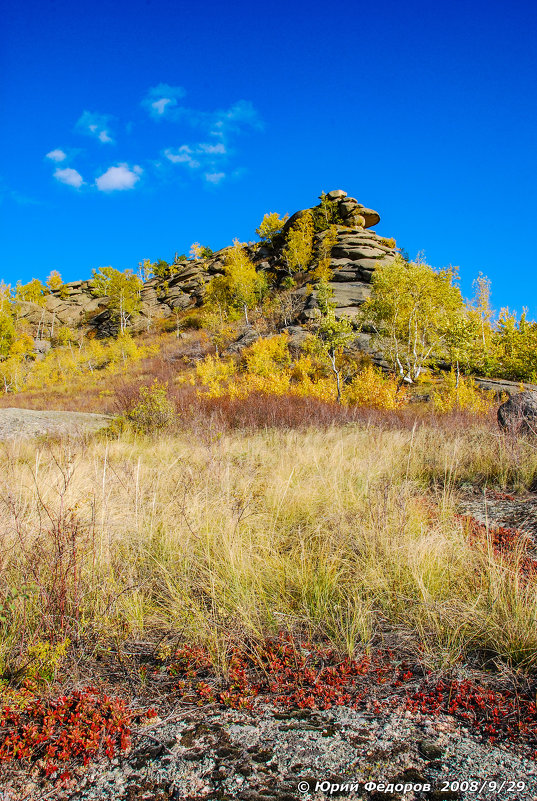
2;0;537;318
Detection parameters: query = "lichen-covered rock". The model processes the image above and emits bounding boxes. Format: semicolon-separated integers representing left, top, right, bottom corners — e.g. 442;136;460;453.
498;391;537;435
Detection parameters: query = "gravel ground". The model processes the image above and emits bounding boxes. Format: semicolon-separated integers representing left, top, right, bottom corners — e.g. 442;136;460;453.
2;704;536;801
0;408;112;440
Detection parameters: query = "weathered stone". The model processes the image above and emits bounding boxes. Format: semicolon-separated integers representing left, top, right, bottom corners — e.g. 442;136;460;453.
166;292;192;310
331;270;359;282
360;207;381;228
328;283;371;307
332;245;388;261
326;190;347;200
301;308;322;321
498;391;537;435
0;408;112;440
338;200;359;215
226;326;262;353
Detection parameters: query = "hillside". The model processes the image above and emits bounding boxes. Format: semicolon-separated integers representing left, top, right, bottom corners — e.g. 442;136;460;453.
3;192;537;801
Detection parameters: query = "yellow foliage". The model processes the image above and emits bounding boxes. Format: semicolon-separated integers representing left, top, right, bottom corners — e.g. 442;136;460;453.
127;379;175;433
256;212;289;241
432;372;495;414
55;325;76;345
243;333;291;376
46;270;64;293
312;225;338;281
0;332;155;394
26;638;70;684
196;355;237;397
343;365;409;409
282;211;314;275
9;333;34;358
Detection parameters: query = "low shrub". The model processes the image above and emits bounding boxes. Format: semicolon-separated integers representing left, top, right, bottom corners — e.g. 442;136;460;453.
126;379;176;433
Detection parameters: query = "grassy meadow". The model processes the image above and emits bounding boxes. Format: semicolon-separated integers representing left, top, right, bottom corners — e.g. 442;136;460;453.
2;408;537;688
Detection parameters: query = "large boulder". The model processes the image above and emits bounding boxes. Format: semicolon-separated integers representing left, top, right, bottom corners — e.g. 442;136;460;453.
498;391;537;435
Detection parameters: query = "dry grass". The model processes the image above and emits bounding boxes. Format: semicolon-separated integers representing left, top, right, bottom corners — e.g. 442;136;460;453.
2;418;537;686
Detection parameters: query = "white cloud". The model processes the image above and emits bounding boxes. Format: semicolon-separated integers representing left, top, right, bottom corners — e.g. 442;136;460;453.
204;172;225;185
142;84;186;118
164;145;201;169
95;163;142;192
54;167;84;188
199;142;226;155
210;100;263;137
76;111;115;144
46;149;67;162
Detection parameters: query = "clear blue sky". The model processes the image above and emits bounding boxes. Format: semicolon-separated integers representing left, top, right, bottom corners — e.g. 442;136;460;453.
2;0;537;318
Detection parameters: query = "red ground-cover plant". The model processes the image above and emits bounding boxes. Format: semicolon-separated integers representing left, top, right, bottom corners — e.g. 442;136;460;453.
166;634;415;712
459;514;537;579
0;686;134;778
407;678;537;754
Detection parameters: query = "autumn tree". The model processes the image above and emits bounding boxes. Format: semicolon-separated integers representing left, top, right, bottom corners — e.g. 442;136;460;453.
311;192;345;232
204;239;268;324
256;212;288;242
361;255;466;383
190;242;213;260
315;279;354;402
491;309;537;382
282;211;314;278
14;278;48;306
0;283;15;358
90;267;142;334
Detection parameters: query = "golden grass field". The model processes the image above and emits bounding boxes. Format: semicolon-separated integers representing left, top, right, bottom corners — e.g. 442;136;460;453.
2;414;537;684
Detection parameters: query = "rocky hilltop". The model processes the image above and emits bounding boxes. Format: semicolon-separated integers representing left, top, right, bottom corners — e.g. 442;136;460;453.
17;190;397;341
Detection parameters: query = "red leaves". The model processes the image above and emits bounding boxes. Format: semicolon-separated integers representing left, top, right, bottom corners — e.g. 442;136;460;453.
167;634;410;713
0;687;133;776
407;678;537;752
458;514;537;579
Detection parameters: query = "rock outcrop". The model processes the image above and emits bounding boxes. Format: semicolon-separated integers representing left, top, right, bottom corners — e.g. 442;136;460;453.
497;391;537;435
18;190;397;348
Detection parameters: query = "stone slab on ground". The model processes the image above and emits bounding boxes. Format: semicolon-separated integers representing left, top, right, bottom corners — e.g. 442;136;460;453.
0;408;112;440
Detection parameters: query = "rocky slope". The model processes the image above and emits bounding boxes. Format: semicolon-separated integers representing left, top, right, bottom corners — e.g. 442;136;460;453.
17;190;397;345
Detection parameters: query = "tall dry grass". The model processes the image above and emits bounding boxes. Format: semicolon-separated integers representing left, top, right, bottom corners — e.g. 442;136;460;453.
1;419;537;681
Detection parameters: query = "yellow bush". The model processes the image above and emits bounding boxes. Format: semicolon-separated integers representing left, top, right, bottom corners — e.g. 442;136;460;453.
196;355;237;397
243;334;291;376
127;380;175;433
26;638;70;684
0;332;154;394
343;365;408;409
432;371;495;414
9;333;35;358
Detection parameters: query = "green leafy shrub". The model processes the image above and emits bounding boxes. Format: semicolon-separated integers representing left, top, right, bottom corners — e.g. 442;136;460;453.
127;380;175;433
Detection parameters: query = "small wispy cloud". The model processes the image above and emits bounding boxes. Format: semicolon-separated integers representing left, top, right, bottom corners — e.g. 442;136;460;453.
145;90;262;141
199;142;226;155
95;163;142;192
54;167;84;188
142;84;187;118
164;145;200;169
76;111;115;143
204;172;225;185
212;100;263;135
46;149;67;162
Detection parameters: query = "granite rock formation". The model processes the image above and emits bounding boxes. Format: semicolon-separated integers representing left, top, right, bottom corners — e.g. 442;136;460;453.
19;191;397;354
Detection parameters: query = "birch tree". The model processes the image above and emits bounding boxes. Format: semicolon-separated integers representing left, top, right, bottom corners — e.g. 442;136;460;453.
361;255;465;383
